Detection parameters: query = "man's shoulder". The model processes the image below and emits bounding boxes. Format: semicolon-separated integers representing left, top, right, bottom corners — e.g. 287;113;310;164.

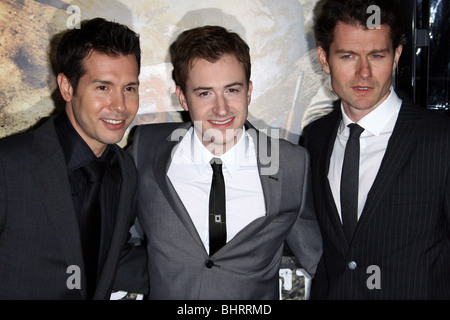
399;100;450;130
132;122;187;140
0;123;47;157
126;122;189;158
309;108;340;130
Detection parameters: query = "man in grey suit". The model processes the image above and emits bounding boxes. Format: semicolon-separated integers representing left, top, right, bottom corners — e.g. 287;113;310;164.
0;18;141;299
126;25;322;299
303;0;450;299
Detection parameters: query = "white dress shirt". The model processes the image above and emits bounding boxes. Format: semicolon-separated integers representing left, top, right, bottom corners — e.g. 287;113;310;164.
328;88;402;221
167;126;266;254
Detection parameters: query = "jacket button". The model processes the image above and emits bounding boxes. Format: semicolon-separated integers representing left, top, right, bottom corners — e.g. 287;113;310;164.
348;261;357;270
205;260;214;269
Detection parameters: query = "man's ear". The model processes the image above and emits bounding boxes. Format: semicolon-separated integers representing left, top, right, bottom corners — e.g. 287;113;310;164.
176;86;188;111
393;45;403;71
247;80;253;105
317;46;331;74
57;73;73;102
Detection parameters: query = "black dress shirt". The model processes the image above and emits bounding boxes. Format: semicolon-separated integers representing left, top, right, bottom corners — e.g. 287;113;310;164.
54;110;123;276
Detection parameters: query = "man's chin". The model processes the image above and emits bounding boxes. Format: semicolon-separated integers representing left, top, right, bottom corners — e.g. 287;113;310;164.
204;138;237;155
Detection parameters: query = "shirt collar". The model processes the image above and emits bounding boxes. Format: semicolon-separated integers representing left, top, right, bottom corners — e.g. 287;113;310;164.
184;126;250;178
340;87;402;136
54;109;112;170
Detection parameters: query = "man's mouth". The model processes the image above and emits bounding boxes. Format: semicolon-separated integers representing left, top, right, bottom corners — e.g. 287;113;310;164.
353;86;372;91
209;118;234;125
102;119;125;125
101;118;126;130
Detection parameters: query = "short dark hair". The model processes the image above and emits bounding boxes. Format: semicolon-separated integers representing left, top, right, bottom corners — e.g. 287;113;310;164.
171;25;251;92
313;0;406;55
56;17;141;93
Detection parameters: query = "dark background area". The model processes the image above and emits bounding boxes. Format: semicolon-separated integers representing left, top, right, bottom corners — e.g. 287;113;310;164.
396;0;449;115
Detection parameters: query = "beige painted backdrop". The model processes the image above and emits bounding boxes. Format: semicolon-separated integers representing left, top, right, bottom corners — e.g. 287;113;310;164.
0;0;336;146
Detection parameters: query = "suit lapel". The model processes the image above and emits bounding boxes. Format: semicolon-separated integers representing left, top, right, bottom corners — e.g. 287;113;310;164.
246;122;281;219
210;124;282;255
319;111;350;248
153;122;283;253
31;119;86;297
153;123;206;248
354;102;421;237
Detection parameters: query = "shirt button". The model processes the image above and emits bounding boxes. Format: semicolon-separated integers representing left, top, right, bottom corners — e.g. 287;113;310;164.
205;260;214;269
348;261;357;270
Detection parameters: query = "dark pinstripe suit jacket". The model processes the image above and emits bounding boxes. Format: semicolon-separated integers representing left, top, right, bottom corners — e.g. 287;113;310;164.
303;98;450;299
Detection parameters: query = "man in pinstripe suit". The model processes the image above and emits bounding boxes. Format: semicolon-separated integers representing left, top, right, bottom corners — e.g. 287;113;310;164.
303;0;450;299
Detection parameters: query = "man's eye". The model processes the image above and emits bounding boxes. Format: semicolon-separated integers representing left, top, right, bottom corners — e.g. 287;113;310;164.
125;87;136;93
199;91;210;97
97;86;108;91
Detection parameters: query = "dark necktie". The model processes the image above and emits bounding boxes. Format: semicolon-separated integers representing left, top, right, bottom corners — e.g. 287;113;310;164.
80;160;105;299
209;158;226;256
340;123;364;244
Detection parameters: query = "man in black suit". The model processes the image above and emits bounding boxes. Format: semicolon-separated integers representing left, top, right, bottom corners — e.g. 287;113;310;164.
303;0;450;299
0;18;141;299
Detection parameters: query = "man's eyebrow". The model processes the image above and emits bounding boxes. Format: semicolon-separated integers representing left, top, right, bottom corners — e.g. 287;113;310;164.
334;48;391;55
91;79;140;86
225;81;244;88
193;86;213;92
92;79;113;85
192;82;244;91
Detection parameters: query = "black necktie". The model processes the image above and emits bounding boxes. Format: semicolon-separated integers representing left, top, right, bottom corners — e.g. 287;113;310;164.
340;123;364;244
209;158;226;256
80;160;105;299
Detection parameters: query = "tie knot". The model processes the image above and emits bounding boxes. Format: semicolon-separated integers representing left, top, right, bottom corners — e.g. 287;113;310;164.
348;123;364;139
81;160;106;183
210;158;223;173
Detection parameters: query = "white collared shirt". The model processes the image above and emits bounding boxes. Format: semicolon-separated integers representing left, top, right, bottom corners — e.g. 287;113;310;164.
167;126;265;254
328;88;402;221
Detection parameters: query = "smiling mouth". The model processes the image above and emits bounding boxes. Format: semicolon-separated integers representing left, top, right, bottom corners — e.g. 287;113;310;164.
102;119;125;125
209;118;234;125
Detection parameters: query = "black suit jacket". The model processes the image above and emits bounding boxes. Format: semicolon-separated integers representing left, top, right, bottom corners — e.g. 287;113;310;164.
303;98;450;299
0;116;138;299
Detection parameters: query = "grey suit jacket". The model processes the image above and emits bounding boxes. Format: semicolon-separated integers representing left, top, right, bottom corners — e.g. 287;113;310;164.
303;99;450;299
127;121;322;299
0;116;138;299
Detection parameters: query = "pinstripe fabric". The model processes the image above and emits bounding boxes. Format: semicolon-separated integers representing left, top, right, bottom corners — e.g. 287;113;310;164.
303;99;450;299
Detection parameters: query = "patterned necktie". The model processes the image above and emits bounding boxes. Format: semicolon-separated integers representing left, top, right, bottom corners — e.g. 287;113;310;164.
209;158;226;256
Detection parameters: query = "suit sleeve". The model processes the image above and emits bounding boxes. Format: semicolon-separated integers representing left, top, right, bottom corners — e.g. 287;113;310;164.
285;149;323;277
113;126;149;295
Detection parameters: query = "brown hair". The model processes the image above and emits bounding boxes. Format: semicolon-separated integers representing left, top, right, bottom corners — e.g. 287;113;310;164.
171;25;251;91
313;0;406;56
